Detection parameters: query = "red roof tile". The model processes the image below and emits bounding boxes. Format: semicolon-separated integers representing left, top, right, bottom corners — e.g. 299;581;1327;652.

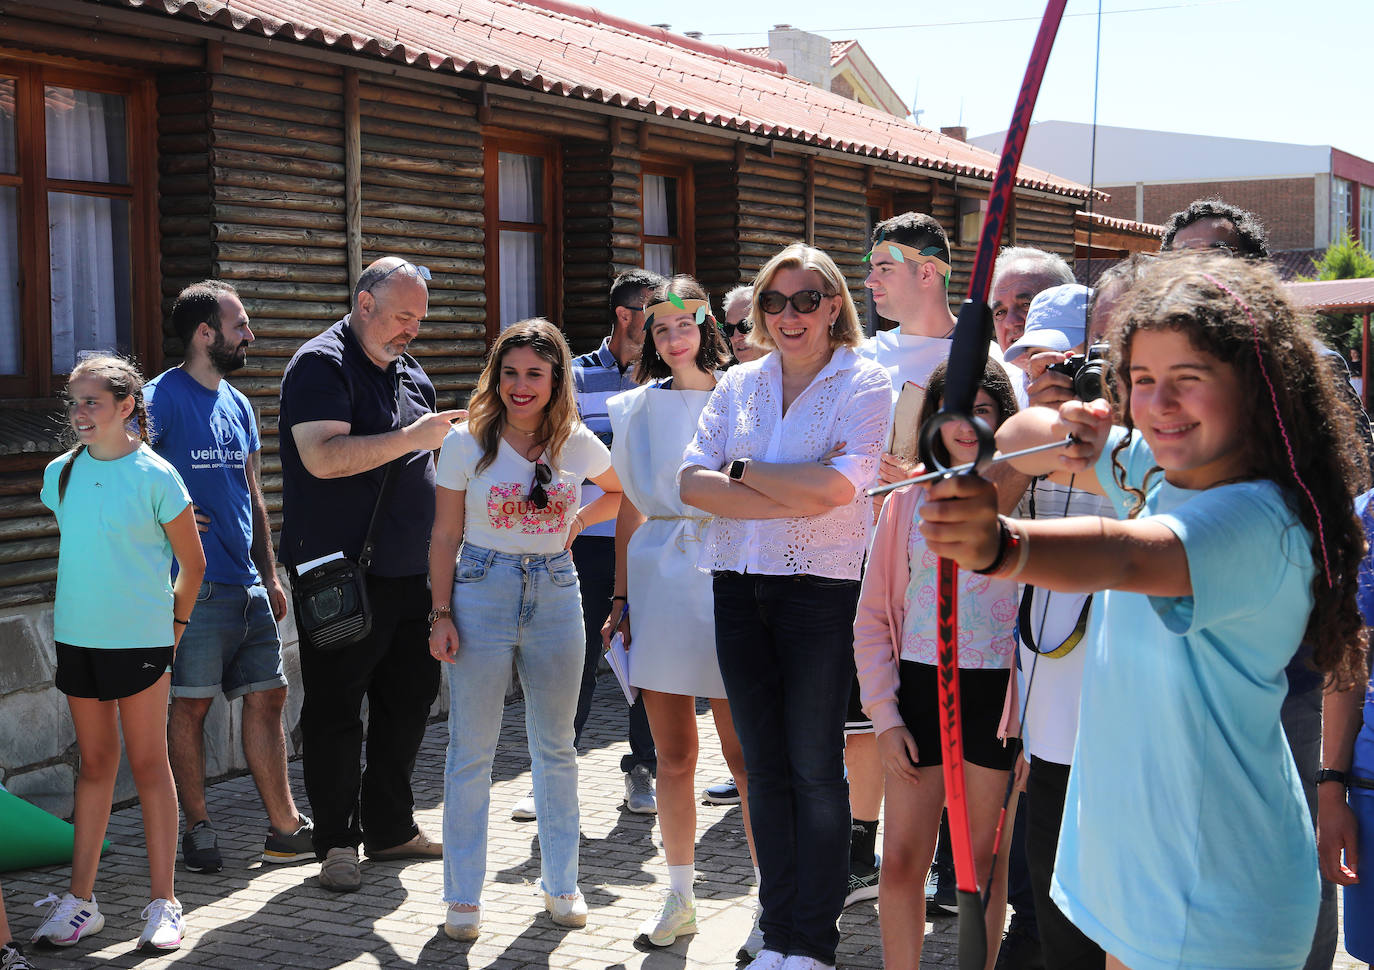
108;0;1094;199
1076;210;1165;237
1285;278;1374;311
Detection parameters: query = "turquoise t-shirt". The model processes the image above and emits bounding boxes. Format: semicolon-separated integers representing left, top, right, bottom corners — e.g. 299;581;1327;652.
41;444;192;649
1050;428;1319;970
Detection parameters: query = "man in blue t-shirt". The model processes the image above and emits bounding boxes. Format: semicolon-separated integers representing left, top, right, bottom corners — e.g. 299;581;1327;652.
147;281;313;876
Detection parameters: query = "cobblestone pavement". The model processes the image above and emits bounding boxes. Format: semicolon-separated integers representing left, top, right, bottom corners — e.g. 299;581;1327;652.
2;690;1362;969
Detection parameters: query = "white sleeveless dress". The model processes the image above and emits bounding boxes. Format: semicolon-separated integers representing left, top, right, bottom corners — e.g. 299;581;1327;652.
607;381;725;698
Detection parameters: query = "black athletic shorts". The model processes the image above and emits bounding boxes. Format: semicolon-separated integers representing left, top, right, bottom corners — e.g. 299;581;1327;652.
55;642;173;702
896;659;1016;771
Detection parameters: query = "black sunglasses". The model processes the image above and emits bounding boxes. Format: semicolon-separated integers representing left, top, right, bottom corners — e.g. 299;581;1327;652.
529;461;552;510
365;261;432;293
719;319;753;338
758;289;828;315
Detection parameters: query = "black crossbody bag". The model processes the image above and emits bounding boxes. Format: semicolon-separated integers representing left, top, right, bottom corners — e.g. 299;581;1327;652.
294;371;405;651
293;461;397;651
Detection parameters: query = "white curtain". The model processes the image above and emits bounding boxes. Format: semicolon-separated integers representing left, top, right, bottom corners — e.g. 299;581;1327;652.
644;174;670;236
644;243;674;278
45;87;129;372
498;152;544;330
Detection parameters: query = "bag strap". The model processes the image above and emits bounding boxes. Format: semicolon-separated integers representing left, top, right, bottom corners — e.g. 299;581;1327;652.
358;366;409;571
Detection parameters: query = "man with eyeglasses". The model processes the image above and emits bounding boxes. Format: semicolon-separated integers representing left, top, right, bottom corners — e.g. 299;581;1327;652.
278;256;464;892
507;269;665;823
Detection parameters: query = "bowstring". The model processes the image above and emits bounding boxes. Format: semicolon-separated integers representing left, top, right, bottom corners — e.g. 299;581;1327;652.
979;0;1105;912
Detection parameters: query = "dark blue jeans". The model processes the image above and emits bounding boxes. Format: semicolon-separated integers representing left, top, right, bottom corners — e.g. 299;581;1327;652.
713;570;858;964
571;535;655;773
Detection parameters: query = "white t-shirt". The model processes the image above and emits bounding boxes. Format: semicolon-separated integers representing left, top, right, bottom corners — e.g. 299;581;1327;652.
436;422;612;555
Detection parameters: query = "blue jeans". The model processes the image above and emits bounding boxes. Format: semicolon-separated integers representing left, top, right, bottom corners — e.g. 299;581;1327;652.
713;570;858;964
171;581;285;700
442;544;585;904
1281;681;1338;970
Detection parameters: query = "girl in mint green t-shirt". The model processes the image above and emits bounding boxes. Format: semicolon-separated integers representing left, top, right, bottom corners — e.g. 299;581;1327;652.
33;355;205;955
917;255;1367;970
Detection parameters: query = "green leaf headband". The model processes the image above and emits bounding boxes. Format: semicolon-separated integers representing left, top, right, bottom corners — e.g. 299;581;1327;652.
643;298;713;331
863;238;952;288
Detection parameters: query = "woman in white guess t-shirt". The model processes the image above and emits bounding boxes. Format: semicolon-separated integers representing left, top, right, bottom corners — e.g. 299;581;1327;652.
428;319;623;941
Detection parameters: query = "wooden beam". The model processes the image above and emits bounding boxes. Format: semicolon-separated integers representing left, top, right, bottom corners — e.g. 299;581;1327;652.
805;156;816;246
344;68;362;290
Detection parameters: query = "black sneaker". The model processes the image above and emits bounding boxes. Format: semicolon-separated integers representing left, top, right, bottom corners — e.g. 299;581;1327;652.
926;861;958;917
263;815;315;864
843;860;880;907
701;779;741;805
994;917;1045;970
182;820;223;873
0;941;35;970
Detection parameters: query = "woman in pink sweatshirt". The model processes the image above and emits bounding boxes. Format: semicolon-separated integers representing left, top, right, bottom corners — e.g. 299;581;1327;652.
853;358;1020;970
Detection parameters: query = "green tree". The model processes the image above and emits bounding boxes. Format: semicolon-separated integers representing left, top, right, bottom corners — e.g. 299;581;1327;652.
1300;231;1374;350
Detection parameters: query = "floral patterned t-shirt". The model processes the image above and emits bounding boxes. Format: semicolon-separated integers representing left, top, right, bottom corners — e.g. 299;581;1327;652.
436;422;611;555
900;490;1018;669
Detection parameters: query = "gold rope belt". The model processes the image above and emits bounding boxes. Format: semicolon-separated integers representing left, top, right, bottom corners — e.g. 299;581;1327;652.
645;514;712;553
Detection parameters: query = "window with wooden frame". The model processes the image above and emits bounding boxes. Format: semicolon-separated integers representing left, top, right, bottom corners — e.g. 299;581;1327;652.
483;135;558;342
864;189;894;334
641;163;693;277
956;194;1015;248
0;58;157;400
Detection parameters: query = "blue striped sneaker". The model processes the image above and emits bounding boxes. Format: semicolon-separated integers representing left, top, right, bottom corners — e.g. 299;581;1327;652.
30;892;104;947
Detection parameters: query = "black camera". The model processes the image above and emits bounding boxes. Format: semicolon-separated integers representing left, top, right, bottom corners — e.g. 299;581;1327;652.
1046;342;1112;401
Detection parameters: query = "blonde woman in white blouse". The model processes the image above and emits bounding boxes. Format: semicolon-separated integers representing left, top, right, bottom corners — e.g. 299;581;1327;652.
679;243;891;970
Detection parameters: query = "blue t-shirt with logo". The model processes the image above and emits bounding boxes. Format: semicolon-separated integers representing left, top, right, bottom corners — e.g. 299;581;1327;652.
146;367;260;585
41;444;191;649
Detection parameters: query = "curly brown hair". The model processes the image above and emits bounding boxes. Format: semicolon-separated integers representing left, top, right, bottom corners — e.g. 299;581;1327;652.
1104;253;1368;687
916;357;1020;469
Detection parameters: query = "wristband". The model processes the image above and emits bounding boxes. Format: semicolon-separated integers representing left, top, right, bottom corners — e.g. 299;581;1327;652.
1315;768;1348;788
996;516;1031;581
972;518;1012;575
173;617;190;626
611;595;628;602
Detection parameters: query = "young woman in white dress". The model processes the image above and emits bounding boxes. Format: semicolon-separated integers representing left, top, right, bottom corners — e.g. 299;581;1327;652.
602;276;758;947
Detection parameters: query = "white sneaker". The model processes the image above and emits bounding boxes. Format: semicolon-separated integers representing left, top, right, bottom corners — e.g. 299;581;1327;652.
744;950;787;970
737;899;764;960
444;903;481;941
137;898;184;952
511;791;537;820
638;890;696;946
30;892;104;947
781;957;836;970
544;890;588;928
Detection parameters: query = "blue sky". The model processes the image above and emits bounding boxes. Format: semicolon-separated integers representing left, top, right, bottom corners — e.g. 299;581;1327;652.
586;0;1374;165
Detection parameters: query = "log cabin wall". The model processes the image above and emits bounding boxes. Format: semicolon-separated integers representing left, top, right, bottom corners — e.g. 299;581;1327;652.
811;157;873;321
562;137;620;351
691;159;741;308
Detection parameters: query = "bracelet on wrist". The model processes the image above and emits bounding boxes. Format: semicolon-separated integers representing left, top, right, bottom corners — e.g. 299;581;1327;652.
972;518;1012;575
611;595;628;602
173;617;190;626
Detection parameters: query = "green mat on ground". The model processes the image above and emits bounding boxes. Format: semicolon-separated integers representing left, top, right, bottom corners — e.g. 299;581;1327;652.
0;789;106;872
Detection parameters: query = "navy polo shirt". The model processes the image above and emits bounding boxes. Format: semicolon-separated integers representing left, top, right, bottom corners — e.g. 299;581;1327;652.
278;318;437;577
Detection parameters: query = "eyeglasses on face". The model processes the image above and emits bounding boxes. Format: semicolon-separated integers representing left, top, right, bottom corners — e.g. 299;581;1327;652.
757;289;829;315
719;319;753;338
529;460;553;510
365;261;432;293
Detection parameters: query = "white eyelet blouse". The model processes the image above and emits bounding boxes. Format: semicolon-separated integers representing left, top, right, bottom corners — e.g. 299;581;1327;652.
679;345;892;580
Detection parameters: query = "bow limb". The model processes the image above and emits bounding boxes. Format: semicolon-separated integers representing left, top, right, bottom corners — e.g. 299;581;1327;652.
918;4;1068;969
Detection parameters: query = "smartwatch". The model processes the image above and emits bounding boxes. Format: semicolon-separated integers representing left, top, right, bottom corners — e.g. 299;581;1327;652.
1315;768;1348;787
728;458;749;481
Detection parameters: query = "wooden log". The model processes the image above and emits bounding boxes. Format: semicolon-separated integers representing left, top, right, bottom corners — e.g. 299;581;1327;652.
209;109;345;149
159;174;211;197
344;68;362;291
361;132;482;166
214;205;345;232
211;167;343;199
209;91;339;129
359;114;483;150
212;224;347;249
0;537;59;565
220;55;341;94
214;185;346;215
358;235;484;259
0;583;55;608
359;76;478;119
214;148;344;181
159;215;210;238
361;200;483;228
360;150;480;179
212;129;345;165
159;195;212;217
361;217;484;244
0;559;57;589
202;262;349;284
0;515;59;541
359;175;485;208
214;242;346;266
211;74;343;114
